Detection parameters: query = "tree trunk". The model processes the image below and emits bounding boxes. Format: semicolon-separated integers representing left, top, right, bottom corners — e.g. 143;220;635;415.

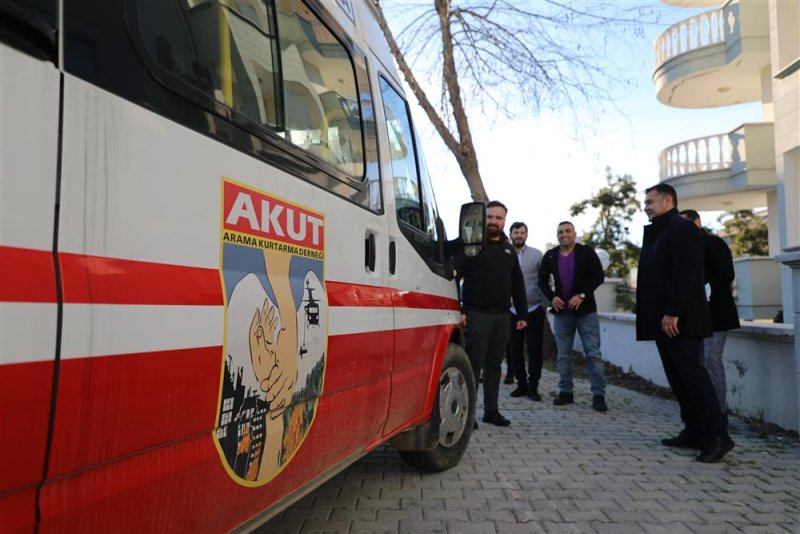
373;0;488;202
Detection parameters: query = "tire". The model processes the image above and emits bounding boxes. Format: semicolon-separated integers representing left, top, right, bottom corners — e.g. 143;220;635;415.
399;343;476;472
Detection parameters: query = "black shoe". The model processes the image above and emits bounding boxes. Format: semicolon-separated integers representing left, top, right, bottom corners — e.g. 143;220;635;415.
527;391;542;401
695;435;735;463
592;395;608;412
503;374;515;384
510;385;528;397
482;411;511;427
553;392;574;406
661;431;704;450
473;420;479;430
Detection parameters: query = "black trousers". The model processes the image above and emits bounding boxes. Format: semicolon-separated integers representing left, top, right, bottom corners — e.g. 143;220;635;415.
509;307;544;390
464;310;510;412
655;336;726;439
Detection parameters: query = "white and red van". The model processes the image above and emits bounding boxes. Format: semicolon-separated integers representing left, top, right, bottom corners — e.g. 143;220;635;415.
0;0;483;530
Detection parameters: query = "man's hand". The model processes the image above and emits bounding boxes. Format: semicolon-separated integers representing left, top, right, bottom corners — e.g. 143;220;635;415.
516;320;527;330
249;298;295;417
551;296;566;312
567;294;584;310
661;315;680;338
460;313;467;327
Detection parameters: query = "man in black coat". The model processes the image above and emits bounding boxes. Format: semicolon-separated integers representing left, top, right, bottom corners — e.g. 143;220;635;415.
538;221;608;412
452;201;528;427
680;209;740;412
637;184;733;463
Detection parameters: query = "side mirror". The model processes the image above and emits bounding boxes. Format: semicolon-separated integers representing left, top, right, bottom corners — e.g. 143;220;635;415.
459;202;486;257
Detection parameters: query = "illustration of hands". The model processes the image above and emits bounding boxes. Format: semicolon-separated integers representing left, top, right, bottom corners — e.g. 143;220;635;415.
250;297;296;418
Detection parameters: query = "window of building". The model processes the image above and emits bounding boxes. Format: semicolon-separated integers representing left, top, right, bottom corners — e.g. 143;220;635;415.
135;0;364;179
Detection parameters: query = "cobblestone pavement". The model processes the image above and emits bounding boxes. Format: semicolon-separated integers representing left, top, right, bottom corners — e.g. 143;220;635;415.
260;368;800;533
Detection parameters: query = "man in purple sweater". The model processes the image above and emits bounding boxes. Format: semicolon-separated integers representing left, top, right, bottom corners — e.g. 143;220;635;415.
538;221;608;412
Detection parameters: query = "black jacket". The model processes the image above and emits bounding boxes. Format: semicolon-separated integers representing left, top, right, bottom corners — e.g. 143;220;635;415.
452;239;528;319
636;208;711;340
538;243;604;316
704;233;740;331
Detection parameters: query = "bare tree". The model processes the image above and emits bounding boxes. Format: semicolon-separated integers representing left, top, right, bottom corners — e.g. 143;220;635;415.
372;0;659;201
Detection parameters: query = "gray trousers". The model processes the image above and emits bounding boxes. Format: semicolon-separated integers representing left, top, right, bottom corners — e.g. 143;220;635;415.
464;310;510;412
704;331;728;412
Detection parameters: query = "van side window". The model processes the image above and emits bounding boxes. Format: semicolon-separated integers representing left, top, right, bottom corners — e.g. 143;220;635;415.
135;0;364;180
137;0;281;126
379;77;438;243
275;1;363;177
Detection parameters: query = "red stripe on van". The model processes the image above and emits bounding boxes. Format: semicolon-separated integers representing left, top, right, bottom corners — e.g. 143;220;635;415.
391;290;460;311
327;281;458;310
59;253;223;305
326;281;392;307
0;245;57;302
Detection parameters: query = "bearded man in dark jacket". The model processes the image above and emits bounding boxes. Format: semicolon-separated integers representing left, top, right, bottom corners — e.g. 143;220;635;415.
637;183;733;463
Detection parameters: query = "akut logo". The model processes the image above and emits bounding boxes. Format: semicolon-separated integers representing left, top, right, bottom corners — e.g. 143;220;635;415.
224;182;324;250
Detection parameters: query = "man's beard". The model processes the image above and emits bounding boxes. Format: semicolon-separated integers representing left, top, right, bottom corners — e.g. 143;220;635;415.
487;225;502;238
513;238;525;249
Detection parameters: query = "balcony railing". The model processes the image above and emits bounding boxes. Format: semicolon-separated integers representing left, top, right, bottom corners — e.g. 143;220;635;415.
658;123;774;181
658;132;733;180
654;6;734;68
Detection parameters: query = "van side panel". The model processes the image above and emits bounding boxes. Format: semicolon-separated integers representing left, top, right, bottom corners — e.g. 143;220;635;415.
0;44;60;532
37;69;394;531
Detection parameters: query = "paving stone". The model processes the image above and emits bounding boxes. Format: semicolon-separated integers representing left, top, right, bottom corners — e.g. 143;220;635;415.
421;508;470;522
376;507;420;522
327;507;375;522
379;487;420;500
739;526;795;534
444;520;496;533
295;519;351;532
462;488;507;500
258;368;800;533
355;498;401;511
348;520;397;533
279;505;332;521
539;520;588;533
512;509;563;523
467;509;516;522
398;519;446;533
398;497;444;511
556;508;610;522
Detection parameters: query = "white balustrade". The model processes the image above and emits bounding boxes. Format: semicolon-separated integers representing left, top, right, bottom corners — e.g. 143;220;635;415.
658;132;734;180
654;5;736;69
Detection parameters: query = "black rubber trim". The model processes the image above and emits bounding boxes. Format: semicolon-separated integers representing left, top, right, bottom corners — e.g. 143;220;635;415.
34;71;65;534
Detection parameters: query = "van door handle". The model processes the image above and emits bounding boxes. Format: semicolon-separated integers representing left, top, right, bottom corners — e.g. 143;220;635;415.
365;233;376;272
389;240;396;275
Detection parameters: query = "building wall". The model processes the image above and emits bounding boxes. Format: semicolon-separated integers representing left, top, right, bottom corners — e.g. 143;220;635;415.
769;0;800;252
578;314;799;431
768;0;800;429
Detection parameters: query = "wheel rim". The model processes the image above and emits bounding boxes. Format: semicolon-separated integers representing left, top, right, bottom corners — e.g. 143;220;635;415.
437;366;469;448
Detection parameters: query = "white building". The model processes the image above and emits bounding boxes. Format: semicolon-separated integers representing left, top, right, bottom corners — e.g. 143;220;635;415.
595;0;799;431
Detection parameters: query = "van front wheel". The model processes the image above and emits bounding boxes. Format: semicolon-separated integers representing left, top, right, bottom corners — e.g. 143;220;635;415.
399;343;476;472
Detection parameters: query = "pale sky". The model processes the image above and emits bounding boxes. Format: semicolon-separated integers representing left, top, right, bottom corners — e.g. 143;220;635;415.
400;6;763;251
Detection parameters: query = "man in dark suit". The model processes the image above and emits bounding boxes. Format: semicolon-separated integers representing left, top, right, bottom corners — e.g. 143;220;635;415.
680;209;741;412
637;184;733;463
538;221;608;412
